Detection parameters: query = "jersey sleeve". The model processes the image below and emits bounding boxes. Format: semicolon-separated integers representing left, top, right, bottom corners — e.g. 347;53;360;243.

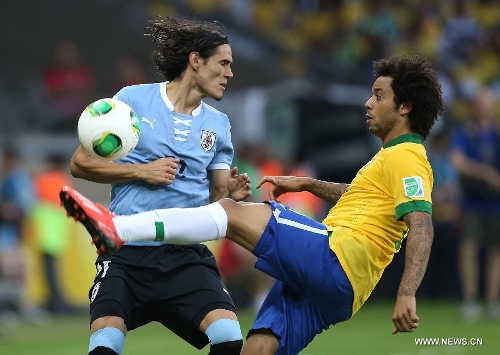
112;87;132;106
208;116;234;171
382;148;433;220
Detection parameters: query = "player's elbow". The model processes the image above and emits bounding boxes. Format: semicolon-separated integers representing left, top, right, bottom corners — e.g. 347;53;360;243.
69;154;91;179
69;159;83;178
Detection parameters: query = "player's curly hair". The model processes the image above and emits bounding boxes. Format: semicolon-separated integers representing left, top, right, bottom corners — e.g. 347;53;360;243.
373;55;444;139
146;17;229;81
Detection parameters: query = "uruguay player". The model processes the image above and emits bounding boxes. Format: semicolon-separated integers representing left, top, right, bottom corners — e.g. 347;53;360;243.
67;16;249;355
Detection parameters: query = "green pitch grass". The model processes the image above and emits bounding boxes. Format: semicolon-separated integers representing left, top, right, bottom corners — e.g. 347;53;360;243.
0;300;498;355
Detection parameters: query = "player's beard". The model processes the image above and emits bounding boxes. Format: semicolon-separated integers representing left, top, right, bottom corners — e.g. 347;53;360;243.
368;114;398;140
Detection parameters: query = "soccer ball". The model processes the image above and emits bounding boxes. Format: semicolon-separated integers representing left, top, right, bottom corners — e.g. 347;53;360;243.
78;98;141;161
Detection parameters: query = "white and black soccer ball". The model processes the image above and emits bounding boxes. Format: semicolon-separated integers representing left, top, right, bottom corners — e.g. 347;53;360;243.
78;98;141;161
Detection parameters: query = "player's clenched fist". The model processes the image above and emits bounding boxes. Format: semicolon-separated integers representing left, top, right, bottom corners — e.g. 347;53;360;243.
140;157;179;185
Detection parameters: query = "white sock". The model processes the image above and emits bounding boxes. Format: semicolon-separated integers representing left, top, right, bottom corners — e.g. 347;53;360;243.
113;202;228;244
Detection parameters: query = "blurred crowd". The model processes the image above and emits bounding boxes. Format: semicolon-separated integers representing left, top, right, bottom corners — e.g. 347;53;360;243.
0;148;83;331
2;0;500;134
1;0;500;329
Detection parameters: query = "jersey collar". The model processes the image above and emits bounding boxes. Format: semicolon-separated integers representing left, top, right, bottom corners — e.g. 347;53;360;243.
160;82;202;116
383;133;423;148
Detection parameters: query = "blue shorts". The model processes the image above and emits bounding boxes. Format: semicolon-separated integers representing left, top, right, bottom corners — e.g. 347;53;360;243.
250;201;353;355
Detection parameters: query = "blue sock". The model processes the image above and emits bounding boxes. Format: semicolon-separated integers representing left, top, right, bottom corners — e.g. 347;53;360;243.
88;327;125;355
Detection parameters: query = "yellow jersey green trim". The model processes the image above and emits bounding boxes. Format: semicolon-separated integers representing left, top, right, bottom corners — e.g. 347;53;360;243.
383;133;423;149
395;200;432;220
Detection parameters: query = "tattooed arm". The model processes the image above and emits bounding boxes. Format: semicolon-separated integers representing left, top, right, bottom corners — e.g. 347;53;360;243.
256;176;349;204
305;179;349;204
391;211;434;335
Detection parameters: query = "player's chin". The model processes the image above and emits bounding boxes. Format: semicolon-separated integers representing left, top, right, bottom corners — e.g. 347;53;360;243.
212;92;224;101
213;85;227;100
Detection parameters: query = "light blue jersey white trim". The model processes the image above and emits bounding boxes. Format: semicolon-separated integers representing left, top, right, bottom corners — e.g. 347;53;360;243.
109;82;234;247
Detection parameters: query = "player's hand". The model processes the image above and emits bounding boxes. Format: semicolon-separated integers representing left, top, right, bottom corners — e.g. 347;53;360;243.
227;166;251;201
391;295;419;335
140;157;179;185
256;176;306;202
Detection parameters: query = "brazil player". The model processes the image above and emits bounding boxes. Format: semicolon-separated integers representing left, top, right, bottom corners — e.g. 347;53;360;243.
61;54;444;354
67;17;250;355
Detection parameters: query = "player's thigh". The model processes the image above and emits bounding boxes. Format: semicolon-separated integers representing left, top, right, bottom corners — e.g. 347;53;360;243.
89;254;139;330
221;199;272;252
252;201;334;295
89;276;132;332
154;262;238;349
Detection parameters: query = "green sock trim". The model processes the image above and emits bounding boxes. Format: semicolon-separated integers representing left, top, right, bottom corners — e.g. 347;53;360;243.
155;221;164;241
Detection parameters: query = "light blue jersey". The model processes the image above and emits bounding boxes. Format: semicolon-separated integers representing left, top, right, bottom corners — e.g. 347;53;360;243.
109;82;233;216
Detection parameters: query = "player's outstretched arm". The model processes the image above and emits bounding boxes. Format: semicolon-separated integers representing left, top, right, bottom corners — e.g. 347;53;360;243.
392;211;433;335
256;176;348;204
70;145;179;185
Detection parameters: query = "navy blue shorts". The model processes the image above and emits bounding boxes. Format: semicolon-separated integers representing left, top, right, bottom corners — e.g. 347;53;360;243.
250;201;353;355
89;244;236;349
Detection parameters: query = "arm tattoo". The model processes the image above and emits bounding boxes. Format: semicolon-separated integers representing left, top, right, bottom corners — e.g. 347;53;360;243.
398;211;434;296
306;179;349;204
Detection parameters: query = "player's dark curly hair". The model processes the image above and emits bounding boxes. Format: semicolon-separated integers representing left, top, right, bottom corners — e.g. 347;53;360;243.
146;17;229;81
373;54;444;139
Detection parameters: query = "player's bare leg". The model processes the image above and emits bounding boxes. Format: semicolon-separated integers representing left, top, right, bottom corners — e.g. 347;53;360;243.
217;199;272;253
240;331;279;355
91;316;127;335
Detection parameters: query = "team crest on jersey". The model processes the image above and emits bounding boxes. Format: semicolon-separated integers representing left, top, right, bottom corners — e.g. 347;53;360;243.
403;176;424;197
200;130;216;152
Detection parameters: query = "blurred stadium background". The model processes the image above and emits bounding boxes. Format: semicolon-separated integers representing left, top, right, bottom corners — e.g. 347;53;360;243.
1;0;499;354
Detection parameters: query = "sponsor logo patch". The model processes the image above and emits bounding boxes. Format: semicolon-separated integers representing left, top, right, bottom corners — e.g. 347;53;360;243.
403;176;424;197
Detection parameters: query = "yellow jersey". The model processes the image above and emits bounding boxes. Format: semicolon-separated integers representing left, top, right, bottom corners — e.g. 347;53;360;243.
324;133;433;315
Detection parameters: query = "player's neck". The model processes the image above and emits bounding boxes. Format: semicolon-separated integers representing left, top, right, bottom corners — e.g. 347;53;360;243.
166;81;202;115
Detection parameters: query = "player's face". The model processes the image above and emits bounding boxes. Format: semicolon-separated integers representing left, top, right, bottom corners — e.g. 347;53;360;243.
364;76;400;143
196;44;233;101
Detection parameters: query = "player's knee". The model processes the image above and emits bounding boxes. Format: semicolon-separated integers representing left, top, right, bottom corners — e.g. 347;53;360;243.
88;327;125;355
205;318;243;355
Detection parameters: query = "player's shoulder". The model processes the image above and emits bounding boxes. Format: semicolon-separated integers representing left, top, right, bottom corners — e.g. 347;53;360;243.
201;101;229;120
114;83;162;108
118;82;160;95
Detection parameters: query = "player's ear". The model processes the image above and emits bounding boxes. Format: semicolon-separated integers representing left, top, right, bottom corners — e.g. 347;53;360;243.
189;52;200;69
399;102;412;116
